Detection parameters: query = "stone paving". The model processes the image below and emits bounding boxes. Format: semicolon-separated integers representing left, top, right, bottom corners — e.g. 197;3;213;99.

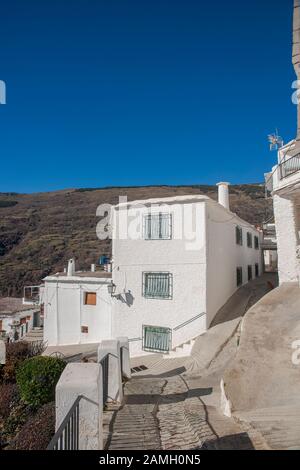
104;275;277;450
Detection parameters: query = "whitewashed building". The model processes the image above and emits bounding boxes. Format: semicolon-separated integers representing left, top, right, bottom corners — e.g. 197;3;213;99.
266;1;300;285
0;297;40;341
43;183;262;357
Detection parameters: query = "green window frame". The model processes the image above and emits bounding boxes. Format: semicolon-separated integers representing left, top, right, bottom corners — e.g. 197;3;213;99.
247;232;253;248
236;267;243;287
143;272;173;299
248;265;253;281
143;213;172;240
236;226;243;245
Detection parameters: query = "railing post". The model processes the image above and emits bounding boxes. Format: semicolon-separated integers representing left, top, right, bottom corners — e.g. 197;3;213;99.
98;340;123;404
55;363;103;450
117;337;131;380
0;340;5;365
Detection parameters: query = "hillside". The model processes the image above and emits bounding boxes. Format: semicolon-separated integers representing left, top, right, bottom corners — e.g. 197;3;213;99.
0;184;272;296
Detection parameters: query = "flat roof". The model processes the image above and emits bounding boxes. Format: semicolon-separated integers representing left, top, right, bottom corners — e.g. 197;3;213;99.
0;297;38;316
44;271;112;282
114;194;210;209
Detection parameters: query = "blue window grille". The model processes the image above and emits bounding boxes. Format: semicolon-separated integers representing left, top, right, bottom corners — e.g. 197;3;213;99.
143;272;172;299
143;213;172;240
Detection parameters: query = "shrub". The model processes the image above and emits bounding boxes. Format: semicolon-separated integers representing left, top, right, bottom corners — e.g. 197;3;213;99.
0;383;19;419
9;402;55;450
16;356;66;407
0;341;46;383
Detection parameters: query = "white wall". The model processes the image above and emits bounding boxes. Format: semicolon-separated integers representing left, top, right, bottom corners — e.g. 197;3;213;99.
206;201;263;326
43;277;112;346
0;308;36;340
273;194;299;283
112;200;208;356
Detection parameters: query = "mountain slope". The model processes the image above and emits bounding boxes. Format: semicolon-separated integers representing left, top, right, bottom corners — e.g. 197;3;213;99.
0;184;272;296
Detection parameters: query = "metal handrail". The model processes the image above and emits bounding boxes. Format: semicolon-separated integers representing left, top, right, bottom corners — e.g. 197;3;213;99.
279;153;300;179
173;312;206;331
47;395;81;450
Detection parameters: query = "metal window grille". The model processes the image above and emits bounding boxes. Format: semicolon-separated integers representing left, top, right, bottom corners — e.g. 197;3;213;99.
143;325;172;353
236;226;243;245
143;213;172;240
236;267;243;287
143;272;172;299
254;236;259;250
247;232;253;248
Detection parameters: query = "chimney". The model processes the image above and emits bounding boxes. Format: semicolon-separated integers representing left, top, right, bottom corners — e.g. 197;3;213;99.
67;258;76;277
216;182;230;211
293;0;300;139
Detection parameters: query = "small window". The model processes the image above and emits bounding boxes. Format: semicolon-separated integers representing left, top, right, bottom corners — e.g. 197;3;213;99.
255;263;259;277
236;226;243;245
248;265;253;281
81;326;88;333
84;292;97;305
236;267;243;287
144;213;172;240
254;235;259;250
247;232;253;248
143;272;172;299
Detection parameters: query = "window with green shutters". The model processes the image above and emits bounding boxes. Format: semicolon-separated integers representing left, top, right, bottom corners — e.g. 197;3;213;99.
143;272;172;299
236;267;243;287
247;232;253;248
236;226;243;245
143;213;172;240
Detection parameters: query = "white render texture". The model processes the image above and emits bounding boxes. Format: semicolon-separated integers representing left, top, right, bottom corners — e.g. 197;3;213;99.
117;336;131;380
273;194;299;283
55;363;103;450
43;276;112;346
112;196;262;356
98;339;123;403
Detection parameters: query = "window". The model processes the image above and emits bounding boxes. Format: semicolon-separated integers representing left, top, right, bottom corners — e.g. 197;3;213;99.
143;213;172;240
236;226;243;245
255;263;259;277
247;232;253;248
84;292;97;305
143;272;172;299
254;235;259;250
81;326;88;333
236;267;243;287
248;265;253;281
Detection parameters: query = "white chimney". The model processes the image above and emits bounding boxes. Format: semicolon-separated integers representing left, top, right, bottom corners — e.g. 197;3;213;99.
216;182;230;211
91;264;96;272
67;258;76;277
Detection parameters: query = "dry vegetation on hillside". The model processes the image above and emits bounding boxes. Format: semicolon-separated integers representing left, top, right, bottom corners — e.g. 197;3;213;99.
0;184;272;296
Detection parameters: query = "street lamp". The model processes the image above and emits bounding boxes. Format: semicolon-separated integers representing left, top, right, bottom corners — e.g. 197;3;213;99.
107;281;117;297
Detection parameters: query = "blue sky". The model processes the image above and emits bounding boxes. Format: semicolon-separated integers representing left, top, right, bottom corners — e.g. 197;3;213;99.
0;0;296;192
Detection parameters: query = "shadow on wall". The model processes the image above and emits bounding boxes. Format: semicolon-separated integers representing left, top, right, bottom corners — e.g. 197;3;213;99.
115;290;134;307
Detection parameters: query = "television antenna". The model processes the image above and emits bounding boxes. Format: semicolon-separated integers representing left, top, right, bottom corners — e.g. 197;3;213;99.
268;129;284;151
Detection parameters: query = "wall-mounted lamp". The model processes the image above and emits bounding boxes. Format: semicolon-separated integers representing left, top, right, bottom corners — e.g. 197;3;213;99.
107;281;117;297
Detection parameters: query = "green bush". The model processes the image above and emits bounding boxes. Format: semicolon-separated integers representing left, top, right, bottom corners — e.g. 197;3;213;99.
0;341;46;383
16;356;66;407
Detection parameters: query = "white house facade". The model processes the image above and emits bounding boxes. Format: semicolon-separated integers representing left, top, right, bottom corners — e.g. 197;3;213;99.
111;184;262;356
43;183;262;357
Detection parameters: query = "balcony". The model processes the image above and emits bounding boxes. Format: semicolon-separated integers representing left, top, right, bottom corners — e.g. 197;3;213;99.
279;153;300;179
23;285;40;305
